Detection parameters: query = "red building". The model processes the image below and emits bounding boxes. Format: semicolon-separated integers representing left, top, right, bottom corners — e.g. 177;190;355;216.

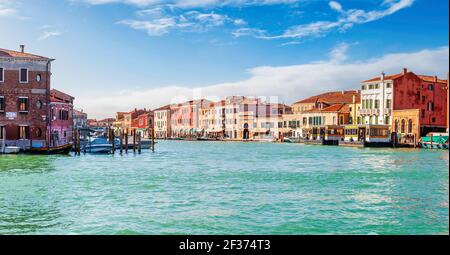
362;68;448;139
49;89;74;147
1;46;53;150
131;111;154;138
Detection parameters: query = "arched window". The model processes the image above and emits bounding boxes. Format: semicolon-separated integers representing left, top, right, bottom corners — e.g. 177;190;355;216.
401;119;406;134
408;119;413;134
395;120;399;133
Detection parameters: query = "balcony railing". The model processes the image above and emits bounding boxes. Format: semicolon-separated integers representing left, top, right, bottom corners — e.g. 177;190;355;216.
358;109;381;115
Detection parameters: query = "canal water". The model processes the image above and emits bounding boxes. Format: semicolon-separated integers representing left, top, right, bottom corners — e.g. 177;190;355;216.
0;141;448;235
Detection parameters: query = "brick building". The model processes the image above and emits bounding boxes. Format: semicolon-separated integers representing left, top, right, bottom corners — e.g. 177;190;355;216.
1;46;53;150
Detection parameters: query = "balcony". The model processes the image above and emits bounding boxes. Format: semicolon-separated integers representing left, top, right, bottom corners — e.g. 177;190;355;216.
358;109;380;115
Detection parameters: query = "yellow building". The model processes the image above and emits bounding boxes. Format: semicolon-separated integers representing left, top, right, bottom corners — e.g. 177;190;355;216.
392;109;420;145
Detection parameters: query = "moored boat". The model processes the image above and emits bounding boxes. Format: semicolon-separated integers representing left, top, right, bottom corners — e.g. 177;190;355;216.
29;144;73;155
420;133;449;149
2;146;21;154
82;138;114;154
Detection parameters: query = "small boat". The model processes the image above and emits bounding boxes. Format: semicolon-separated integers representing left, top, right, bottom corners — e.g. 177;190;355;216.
283;137;300;143
83;138;114;154
29;144;73;155
420;134;449;149
2;146;21;154
197;136;211;141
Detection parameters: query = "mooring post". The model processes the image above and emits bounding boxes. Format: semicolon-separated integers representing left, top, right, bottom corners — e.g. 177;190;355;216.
133;129;136;154
430;133;433;149
125;129;129;153
138;132;142;154
111;129;115;155
120;130;123;154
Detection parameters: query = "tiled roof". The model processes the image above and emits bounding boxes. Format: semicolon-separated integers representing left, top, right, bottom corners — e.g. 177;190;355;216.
153;104;171;111
294;90;360;105
417;75;447;84
363;72;447;84
305;103;349;113
362;73;405;83
0;48;49;60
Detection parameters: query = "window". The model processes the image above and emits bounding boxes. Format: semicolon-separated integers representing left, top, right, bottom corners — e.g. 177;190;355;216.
401;119;406;133
432;117;436;123
374;100;380;109
375;116;378;124
408;119;413;133
421;109;425;118
394;120;399;133
428;84;434;91
20;68;28;83
19;126;29;139
375;84;380;89
0;67;4;82
35;128;42;138
36;74;42;82
18;97;29;112
386;83;392;88
422;96;426;104
385;116;390;125
36;100;42;109
340;116;344;125
0;126;3;139
0;97;4;112
361;85;366;90
386;99;391;109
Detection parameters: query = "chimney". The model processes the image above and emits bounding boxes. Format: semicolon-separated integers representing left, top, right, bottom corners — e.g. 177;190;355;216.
352;95;356;104
342;90;345;95
381;72;385;81
402;68;408;75
434;76;438;83
20;45;25;53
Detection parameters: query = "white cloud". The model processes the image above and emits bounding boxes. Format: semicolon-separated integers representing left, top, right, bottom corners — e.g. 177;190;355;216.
240;0;415;40
76;46;449;119
329;1;343;12
120;8;244;36
329;42;349;62
38;30;63;41
0;0;17;17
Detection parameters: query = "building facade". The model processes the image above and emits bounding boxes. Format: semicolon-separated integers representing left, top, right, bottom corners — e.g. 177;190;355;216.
153;105;171;139
360;69;448;136
49;89;74;147
73;109;88;130
1;46;53;150
131;111;154;138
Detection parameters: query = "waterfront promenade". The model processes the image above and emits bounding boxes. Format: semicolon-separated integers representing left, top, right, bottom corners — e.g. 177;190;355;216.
0;141;448;235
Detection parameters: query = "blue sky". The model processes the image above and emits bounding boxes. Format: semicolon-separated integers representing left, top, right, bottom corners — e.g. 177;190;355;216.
1;0;449;118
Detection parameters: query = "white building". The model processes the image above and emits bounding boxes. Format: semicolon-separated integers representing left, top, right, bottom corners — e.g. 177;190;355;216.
359;72;395;126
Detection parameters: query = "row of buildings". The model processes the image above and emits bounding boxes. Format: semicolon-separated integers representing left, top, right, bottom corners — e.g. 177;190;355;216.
0;46;88;151
111;68;448;146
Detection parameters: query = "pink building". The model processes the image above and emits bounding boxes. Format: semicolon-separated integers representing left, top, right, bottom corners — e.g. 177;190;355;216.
49;89;74;147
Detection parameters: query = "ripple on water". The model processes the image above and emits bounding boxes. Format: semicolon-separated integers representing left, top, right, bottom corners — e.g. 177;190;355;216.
0;141;448;235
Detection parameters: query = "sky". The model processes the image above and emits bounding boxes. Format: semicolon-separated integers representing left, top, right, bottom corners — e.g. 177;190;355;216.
0;0;449;119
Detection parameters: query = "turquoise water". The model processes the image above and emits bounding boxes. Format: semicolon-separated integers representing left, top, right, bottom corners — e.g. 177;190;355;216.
0;141;448;235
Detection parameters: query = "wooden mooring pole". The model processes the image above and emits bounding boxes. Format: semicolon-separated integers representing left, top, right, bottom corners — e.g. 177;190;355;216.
120;130;123;154
133;129;137;154
125;129;129;154
111;129;115;155
138;131;142;154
